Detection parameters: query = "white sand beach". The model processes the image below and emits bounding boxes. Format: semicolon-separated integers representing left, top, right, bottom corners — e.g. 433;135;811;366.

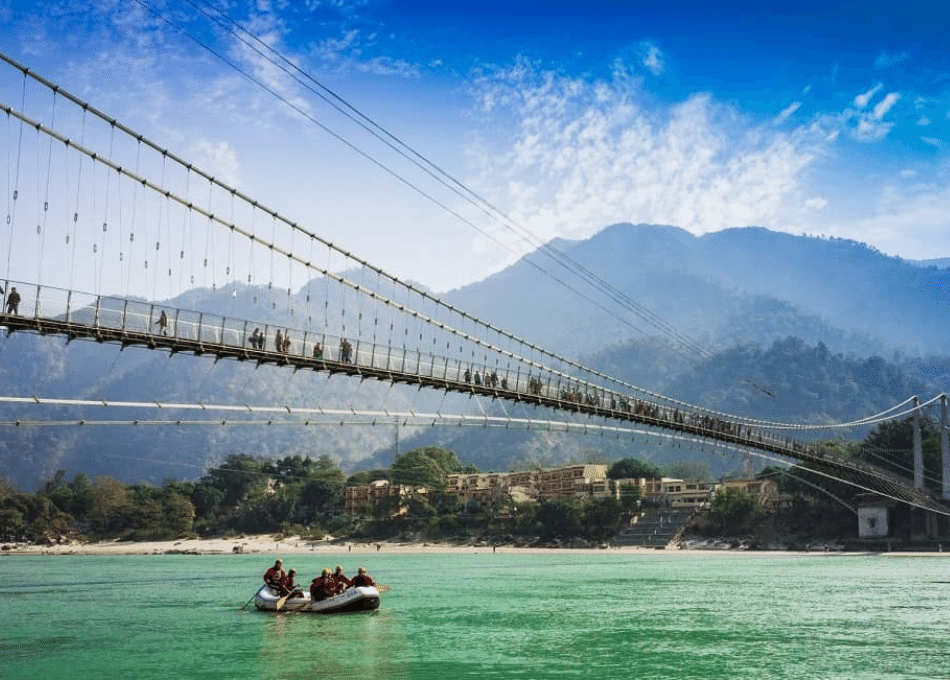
3;534;944;557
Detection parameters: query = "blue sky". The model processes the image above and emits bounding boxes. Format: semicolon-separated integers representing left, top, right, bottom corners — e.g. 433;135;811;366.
1;0;949;293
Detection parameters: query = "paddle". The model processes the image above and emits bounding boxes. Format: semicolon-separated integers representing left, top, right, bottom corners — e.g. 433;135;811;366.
239;589;260;611
376;584;392;593
275;592;291;611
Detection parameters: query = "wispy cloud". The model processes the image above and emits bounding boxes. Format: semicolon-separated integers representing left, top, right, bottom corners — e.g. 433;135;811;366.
848;90;902;141
838;182;950;260
468;59;825;254
872;92;901;119
774;102;802;125
640;42;664;76
854;84;883;108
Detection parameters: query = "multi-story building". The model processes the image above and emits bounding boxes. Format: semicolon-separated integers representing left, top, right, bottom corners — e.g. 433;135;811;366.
346;464;779;516
343;479;427;517
536;464;608;500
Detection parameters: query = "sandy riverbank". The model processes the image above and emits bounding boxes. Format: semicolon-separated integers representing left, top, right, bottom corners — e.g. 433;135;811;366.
3;535;946;557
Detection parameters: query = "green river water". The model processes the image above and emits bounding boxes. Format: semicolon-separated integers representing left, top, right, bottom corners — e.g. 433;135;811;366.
2;551;948;679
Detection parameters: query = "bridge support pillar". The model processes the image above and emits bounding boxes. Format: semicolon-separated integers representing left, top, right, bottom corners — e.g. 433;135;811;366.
942;395;949;502
913;397;923;490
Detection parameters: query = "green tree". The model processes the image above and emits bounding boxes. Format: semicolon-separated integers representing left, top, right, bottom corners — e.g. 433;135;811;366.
390;447;463;490
68;473;94;519
87;476;134;534
617;483;642;512
583;496;622;538
42;470;75;515
711;488;759;534
191;483;224;518
608;458;662;480
536;498;583;538
202;454;266;508
857;416;941;491
162;493;196;535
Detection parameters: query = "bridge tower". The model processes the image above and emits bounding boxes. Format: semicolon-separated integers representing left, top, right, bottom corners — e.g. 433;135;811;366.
942;395;950;502
913;397;923;490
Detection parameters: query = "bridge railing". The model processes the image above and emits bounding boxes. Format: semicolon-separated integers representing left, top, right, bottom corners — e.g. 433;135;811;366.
0;278;759;422
0;279;924;490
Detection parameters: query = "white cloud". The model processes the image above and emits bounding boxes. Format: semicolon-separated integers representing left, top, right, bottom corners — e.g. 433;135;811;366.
844;91;901;141
900;169;918;177
921;137;943;149
774;102;802;125
854;84;882;108
640;42;665;76
872;92;901;119
467;61;826;255
917;116;931;126
835;183;950;260
805;197;828;211
192;140;242;187
853;117;895;141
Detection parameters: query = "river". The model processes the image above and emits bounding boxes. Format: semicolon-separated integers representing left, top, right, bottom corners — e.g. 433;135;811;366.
2;551;948;679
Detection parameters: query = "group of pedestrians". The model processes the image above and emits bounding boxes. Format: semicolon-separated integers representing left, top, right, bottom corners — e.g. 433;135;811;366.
263;559;376;602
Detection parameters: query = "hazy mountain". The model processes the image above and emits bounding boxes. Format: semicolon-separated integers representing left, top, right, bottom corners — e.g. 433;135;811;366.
2;223;947;489
445;223;946;358
913;258;950;269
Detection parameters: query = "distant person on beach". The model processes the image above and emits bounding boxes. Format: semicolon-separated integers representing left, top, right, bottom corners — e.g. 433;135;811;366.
5;287;20;315
263;559;286;591
351;566;376;588
310;568;335;601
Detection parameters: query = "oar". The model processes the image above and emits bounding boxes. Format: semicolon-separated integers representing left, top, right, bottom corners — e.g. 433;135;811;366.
276;588;306;611
275;592;290;611
376;584;392;592
239;589;260;610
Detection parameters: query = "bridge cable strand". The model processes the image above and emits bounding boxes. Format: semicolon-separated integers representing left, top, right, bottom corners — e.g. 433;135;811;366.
0;55;745;425
0;54;706;395
5;70;27;283
176;0;712;361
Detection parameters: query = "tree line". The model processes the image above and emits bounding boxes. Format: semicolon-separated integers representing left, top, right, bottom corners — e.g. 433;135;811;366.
0;416;939;545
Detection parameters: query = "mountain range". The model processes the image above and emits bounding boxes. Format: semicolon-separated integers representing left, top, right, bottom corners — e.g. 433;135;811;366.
1;223;947;490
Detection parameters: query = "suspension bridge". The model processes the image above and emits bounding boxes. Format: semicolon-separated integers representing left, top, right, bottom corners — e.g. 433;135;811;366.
1;51;949;522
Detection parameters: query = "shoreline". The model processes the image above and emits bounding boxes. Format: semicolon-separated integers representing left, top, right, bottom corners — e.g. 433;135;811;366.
3;535;947;557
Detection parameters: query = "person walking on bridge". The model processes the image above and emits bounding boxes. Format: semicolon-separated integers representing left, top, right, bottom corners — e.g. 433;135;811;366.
155;310;168;335
5;287;20;315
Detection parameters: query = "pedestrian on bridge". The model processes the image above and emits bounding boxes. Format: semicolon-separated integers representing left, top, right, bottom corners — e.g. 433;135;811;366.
5;287;20;315
154;310;168;335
